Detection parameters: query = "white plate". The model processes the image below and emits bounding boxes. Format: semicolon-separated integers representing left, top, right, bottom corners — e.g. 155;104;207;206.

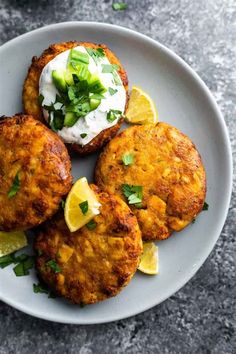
0;22;232;324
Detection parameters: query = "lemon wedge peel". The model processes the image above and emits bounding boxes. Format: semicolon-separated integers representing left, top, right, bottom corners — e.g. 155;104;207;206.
64;177;101;232
138;242;159;275
125;86;158;125
0;231;27;257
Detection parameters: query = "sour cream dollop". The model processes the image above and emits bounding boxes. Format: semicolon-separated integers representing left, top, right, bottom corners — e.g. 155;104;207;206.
39;46;126;146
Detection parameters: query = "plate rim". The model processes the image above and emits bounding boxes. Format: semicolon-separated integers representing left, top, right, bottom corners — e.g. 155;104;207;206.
0;21;233;324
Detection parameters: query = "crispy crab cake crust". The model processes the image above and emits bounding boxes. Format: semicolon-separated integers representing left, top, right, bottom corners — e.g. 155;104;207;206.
0;114;73;231
95;122;207;241
34;185;142;305
23;41;129;155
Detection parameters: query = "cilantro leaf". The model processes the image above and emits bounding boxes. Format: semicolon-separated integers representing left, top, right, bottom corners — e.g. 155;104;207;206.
203;202;209;210
86;220;97;230
122;153;134;166
108;87;118;96
107;109;122;123
46;259;61;273
8;172;20;198
79;200;88;215
85;47;105;64
122;184;143;207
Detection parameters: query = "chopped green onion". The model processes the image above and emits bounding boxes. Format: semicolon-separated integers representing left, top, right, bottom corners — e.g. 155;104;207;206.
108;87;118;95
8;171;20;198
86;220;97;230
203;202;209;210
46;259;61;273
80;133;87;139
112;2;128;11
107;109;122;123
122;184;143;207
122;153;134;166
79;200;88;215
69;49;89;65
61;200;65;209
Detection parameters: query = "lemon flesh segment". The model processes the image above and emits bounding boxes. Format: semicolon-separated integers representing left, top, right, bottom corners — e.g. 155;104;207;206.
0;231;27;257
65;177;101;232
138;242;159;275
125;86;158;124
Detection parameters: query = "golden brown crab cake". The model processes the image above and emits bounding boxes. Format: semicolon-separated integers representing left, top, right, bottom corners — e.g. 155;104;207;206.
23;41;129;156
34;185;142;305
0;114;73;231
95;122;207;241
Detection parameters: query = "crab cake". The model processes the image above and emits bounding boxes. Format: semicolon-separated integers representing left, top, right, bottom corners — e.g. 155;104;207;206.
23;41;128;156
0;114;73;231
34;185;142;305
95;122;206;241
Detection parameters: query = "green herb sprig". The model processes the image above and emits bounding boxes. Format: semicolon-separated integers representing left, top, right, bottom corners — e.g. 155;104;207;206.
0;252;34;276
122;184;143;207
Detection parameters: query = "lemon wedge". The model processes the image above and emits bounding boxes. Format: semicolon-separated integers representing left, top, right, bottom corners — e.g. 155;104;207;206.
138;242;159;275
64;177;101;232
125;86;158;124
0;231;27;257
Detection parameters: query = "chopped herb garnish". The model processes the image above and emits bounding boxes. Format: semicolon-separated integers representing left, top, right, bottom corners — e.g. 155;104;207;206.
0;253;15;268
192;218;196;224
8;172;20;198
0;252;34;276
112;2;128;11
79;200;88;215
38;94;44;105
107;109;122;123
13;262;25;276
102;64;120;73
203;202;209;210
80;133;87;139
122;153;134;166
33;283;49;294
108;87;118;96
46;259;61;273
122;184;143;206
86;220;97;230
61;199;65;209
85;47;105;64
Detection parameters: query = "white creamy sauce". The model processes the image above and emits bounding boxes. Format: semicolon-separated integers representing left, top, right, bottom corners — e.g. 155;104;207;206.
39;46;126;146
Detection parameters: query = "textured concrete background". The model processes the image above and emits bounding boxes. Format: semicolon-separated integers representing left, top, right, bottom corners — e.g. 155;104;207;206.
0;0;235;353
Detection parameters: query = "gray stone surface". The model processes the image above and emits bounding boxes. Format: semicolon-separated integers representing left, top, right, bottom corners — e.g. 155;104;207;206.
0;0;235;353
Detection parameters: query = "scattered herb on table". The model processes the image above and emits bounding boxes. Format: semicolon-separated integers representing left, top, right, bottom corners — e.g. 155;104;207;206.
112;2;128;11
